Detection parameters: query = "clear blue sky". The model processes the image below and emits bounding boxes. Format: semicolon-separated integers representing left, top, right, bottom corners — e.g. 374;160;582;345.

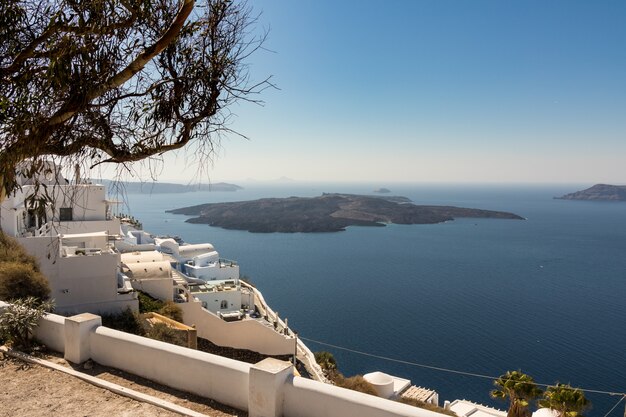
157;0;626;184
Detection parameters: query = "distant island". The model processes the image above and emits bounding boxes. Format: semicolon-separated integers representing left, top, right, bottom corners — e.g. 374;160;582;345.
556;184;626;201
373;187;391;193
167;193;524;233
98;180;242;194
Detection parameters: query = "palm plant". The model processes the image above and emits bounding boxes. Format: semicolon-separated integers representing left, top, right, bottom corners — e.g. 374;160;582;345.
491;370;543;417
539;383;590;417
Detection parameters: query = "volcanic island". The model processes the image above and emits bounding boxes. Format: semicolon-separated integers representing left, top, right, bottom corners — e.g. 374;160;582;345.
166;193;524;233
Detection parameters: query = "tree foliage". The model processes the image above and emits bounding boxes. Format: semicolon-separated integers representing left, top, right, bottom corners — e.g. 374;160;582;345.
1;0;270;200
539;383;590;417
491;370;543;417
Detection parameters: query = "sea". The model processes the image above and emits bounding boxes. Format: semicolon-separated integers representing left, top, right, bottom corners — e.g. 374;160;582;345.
121;182;626;416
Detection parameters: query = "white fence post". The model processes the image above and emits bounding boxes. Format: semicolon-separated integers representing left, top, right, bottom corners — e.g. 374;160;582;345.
64;313;101;364
249;358;293;417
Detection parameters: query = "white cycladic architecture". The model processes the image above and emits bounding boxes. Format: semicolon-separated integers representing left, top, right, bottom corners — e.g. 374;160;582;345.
1;304;446;417
449;399;507;417
0;163;137;315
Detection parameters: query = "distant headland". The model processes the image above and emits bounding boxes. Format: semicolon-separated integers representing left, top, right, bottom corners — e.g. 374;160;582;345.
98;180;242;194
167;193;524;233
556;184;626;201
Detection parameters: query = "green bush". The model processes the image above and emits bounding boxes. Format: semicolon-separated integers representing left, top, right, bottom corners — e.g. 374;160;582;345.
0;297;54;349
0;232;40;268
146;322;187;347
158;301;183;322
137;291;165;313
101;308;145;336
0;261;50;302
314;351;337;371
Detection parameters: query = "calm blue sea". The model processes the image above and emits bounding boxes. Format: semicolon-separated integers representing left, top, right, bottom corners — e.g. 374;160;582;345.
122;183;626;416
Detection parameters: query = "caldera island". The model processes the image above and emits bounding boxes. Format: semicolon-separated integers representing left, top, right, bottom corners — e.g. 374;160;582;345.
167;193;524;233
556;184;626;201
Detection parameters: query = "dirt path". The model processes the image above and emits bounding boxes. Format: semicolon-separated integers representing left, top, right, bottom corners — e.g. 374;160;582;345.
0;352;246;417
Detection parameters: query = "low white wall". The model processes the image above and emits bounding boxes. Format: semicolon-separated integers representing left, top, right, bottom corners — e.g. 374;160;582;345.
132;278;174;302
180;301;295;355
34;313;66;352
3;310;454;417
283;377;442;417
89;326;251;411
54;296;138;316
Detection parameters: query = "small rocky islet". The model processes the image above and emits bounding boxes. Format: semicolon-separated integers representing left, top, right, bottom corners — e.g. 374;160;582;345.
166;193;524;233
556;184;626;201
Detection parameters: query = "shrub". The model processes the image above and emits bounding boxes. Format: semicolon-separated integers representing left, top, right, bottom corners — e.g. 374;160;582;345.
146;322;187;347
314;351;337;371
137;291;165;313
0;297;54;349
158;302;183;322
335;375;378;396
101;308;145;336
0;262;50;302
0;232;39;268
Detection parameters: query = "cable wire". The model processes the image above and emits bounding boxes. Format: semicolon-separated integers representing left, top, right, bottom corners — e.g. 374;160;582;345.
300;336;626;397
602;395;625;417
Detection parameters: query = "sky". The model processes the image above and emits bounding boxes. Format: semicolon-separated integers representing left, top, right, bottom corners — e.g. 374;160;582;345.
125;0;626;184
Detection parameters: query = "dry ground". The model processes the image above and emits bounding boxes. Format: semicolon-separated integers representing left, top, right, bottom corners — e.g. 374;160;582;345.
0;352;247;417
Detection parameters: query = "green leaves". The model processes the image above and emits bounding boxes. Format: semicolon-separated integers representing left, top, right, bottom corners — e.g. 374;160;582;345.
491;371;591;417
539;383;590;417
491;370;543;417
1;0;270;216
0;297;55;350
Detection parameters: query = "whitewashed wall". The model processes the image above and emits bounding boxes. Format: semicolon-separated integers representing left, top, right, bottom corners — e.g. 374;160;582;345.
283;376;440;417
89;326;251;411
0;307;452;417
179;301;295;356
16;238;137;314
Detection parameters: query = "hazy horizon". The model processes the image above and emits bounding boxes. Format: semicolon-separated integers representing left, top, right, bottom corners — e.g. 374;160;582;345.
99;1;626;185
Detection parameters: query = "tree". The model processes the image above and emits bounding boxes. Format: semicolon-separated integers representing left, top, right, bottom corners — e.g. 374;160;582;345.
1;0;270;203
491;370;543;417
539;383;590;417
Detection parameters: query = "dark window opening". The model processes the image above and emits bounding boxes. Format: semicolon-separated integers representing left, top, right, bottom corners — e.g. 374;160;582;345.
60;207;73;221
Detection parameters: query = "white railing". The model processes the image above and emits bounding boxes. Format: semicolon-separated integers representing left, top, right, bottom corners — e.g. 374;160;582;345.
239;281;328;383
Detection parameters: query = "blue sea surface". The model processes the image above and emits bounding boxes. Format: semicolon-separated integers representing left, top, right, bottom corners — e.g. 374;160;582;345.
122;183;626;415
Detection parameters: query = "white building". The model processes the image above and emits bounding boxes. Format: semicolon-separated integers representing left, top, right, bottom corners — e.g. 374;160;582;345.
0;162;137;314
0;163;304;358
448;399;507;417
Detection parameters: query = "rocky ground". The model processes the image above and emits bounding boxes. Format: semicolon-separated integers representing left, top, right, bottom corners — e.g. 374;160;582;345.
0;351;247;417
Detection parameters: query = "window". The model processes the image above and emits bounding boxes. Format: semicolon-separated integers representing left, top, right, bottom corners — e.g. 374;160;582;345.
220;300;228;309
59;207;73;221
